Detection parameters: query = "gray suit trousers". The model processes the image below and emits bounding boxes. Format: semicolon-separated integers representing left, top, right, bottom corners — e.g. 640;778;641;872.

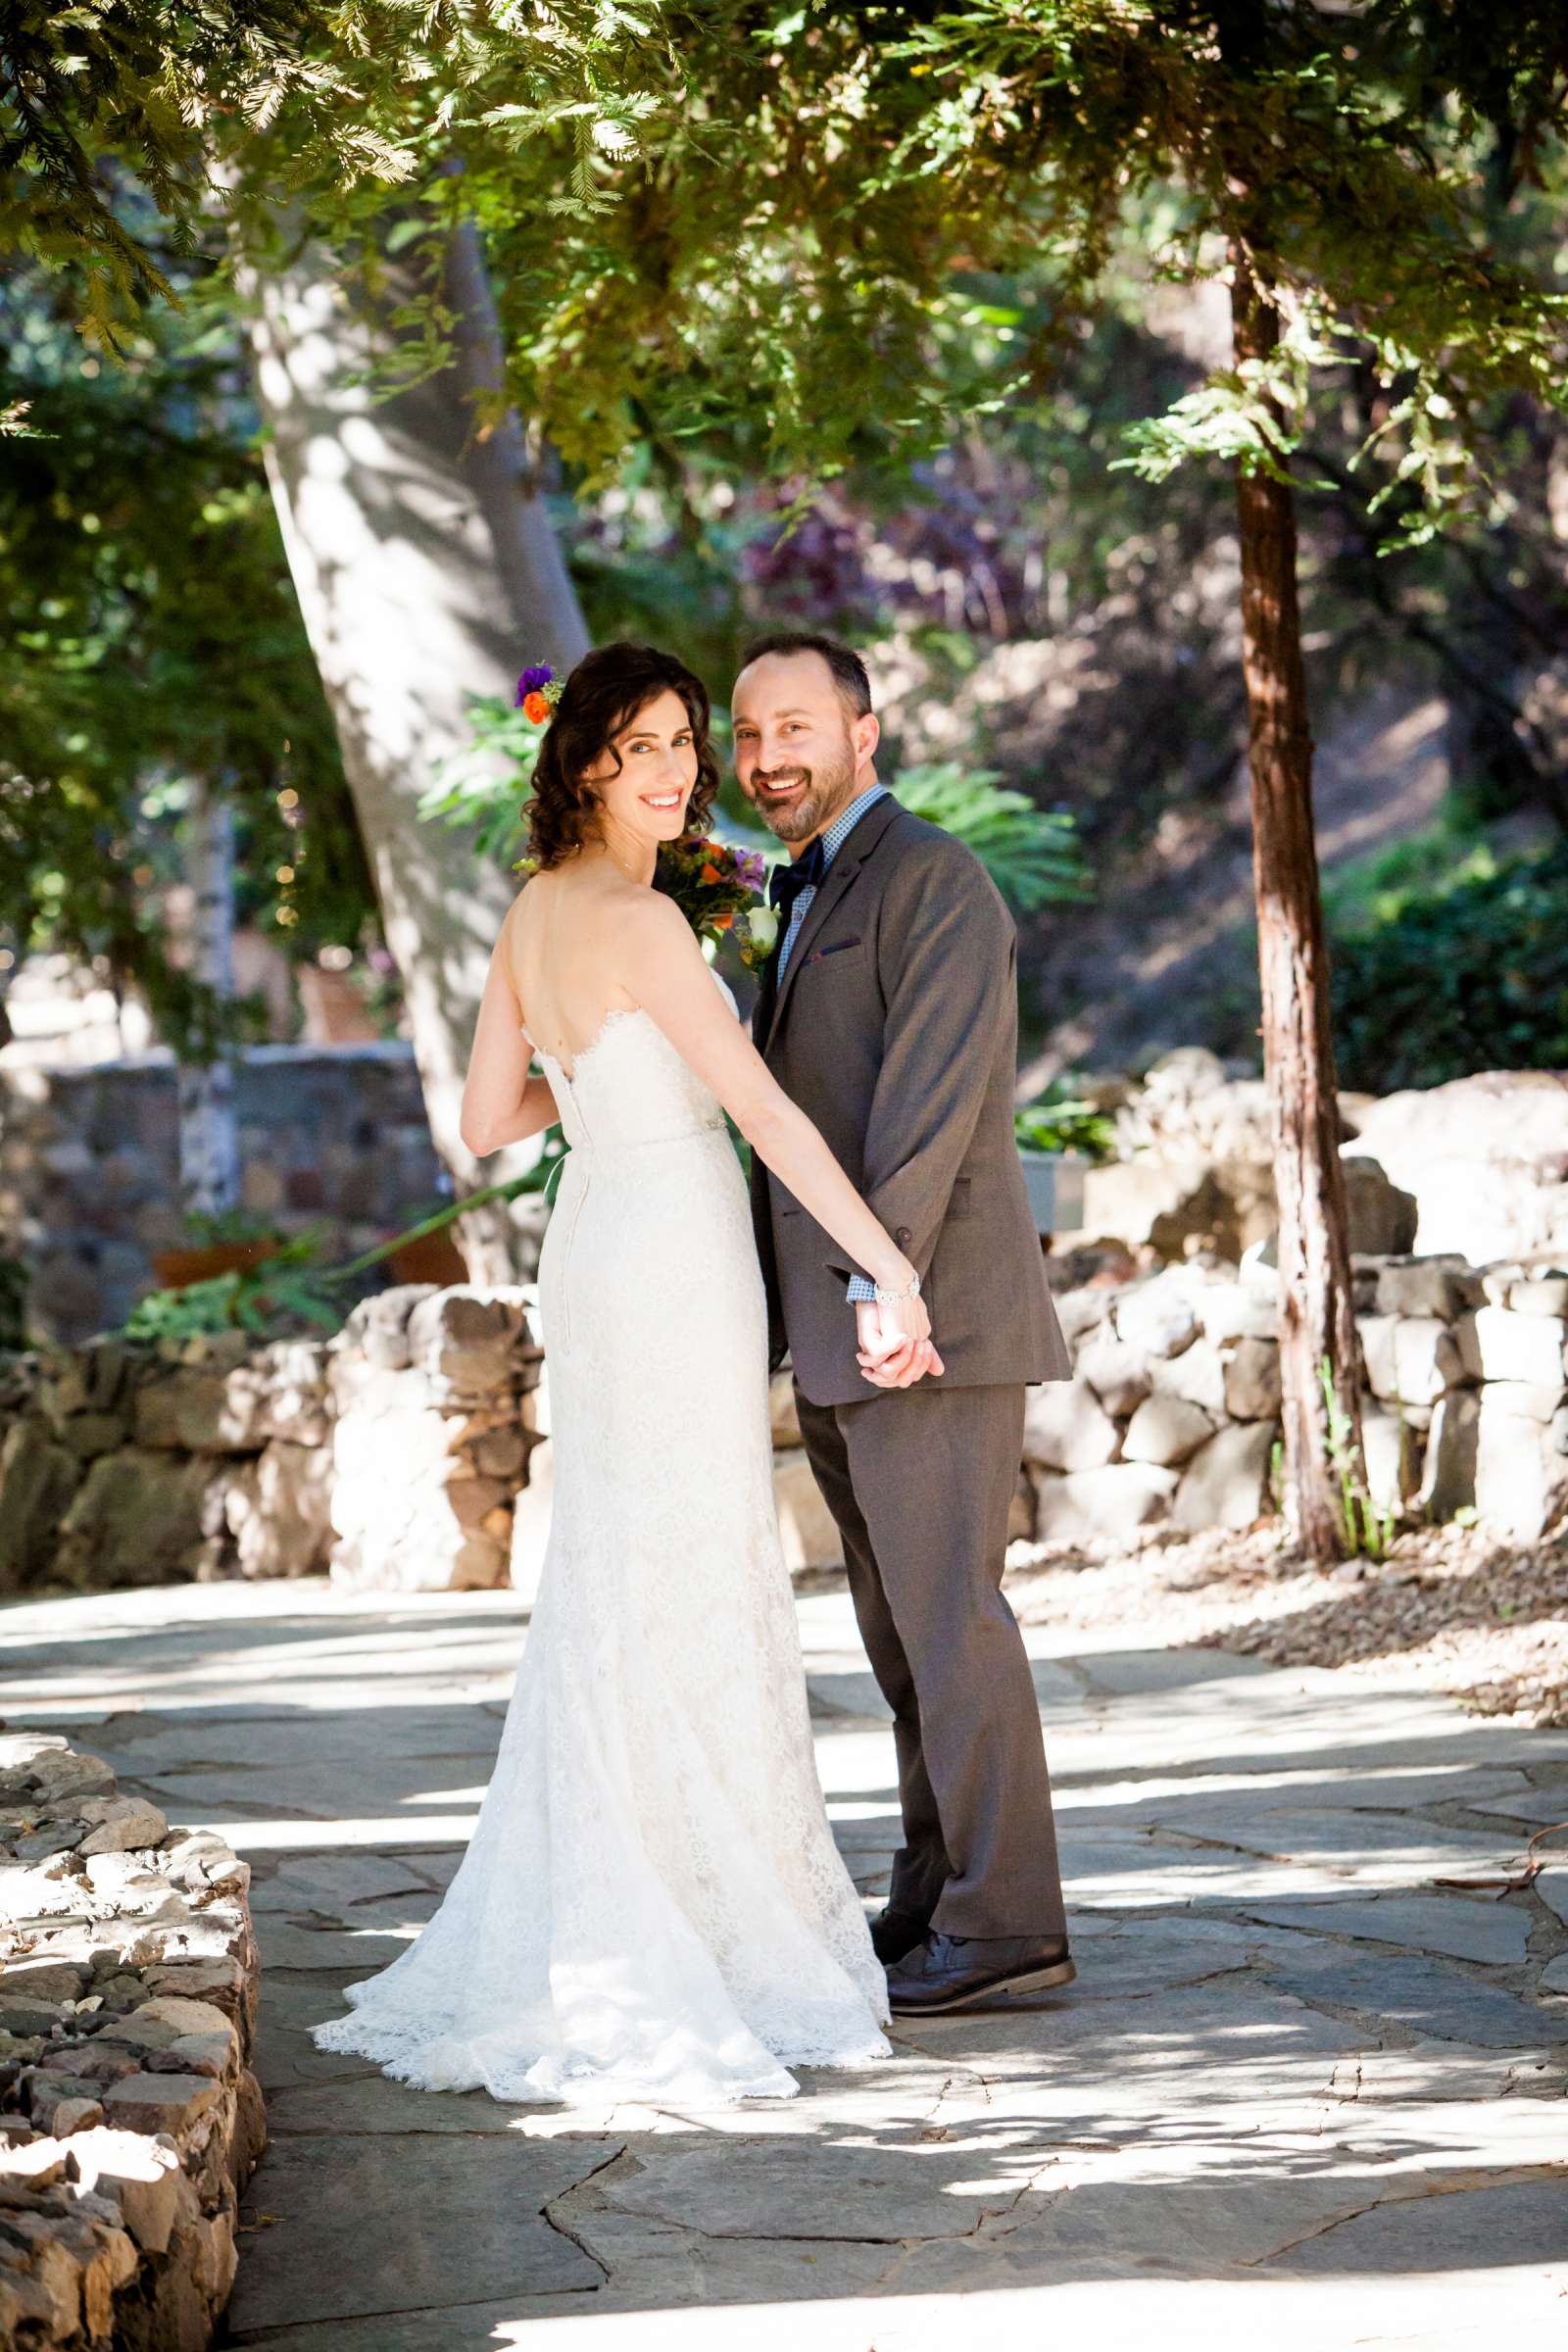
794;1379;1067;1941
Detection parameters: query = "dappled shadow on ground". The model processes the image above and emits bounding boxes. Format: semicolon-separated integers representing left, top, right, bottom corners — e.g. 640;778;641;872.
2;1580;1566;2345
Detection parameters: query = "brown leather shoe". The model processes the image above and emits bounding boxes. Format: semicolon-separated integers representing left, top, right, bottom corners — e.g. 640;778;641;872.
886;1931;1076;2016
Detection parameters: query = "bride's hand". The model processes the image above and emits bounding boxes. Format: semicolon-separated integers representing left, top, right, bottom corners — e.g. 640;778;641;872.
856;1298;944;1390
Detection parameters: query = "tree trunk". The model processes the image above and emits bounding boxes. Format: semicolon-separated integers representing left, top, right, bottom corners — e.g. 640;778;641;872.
177;777;241;1219
1230;250;1361;1563
239;215;588;1281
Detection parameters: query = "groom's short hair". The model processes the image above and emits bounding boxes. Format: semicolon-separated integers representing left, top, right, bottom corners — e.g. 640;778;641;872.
738;630;872;720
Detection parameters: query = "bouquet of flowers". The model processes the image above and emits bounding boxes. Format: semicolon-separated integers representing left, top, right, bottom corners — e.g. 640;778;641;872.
656;837;779;971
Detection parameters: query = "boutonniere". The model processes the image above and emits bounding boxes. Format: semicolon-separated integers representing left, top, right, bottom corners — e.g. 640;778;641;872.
737;902;780;972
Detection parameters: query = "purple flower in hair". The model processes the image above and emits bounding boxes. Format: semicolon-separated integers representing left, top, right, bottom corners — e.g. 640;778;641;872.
514;662;555;705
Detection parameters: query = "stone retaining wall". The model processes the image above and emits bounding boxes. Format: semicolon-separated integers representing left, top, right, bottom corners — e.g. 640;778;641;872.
770;1253;1568;1563
4;1258;1563;1597
0;1732;264;2348
0;1288;545;1597
0;1044;446;1346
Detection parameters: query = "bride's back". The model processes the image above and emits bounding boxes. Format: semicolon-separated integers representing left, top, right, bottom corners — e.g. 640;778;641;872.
508;863;638;1076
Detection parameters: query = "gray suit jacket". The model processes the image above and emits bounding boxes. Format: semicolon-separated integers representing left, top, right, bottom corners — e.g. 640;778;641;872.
750;792;1072;1409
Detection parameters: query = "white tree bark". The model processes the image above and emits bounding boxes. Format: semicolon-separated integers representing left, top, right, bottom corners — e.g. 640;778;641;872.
177;777;241;1219
240;219;588;1277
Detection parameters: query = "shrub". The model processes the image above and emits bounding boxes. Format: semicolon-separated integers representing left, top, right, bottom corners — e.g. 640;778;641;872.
1330;842;1568;1094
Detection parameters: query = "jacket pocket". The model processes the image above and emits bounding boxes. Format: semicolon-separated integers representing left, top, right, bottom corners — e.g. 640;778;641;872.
805;936;863;965
944;1176;973;1221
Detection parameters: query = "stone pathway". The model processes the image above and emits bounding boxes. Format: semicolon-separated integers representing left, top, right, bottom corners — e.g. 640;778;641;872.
2;1576;1566;2349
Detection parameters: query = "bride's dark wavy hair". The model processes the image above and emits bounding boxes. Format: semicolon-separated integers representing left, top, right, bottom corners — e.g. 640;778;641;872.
525;641;721;869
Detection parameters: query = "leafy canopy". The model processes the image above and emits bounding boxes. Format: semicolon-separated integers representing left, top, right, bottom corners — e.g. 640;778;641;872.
298;3;1568;545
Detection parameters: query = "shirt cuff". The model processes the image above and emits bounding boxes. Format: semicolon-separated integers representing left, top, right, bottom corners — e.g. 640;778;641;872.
846;1275;877;1303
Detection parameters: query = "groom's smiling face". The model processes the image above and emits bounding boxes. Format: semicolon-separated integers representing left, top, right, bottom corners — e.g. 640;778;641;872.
732;651;878;850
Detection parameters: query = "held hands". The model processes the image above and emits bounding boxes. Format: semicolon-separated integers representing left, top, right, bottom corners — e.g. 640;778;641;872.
856;1297;945;1391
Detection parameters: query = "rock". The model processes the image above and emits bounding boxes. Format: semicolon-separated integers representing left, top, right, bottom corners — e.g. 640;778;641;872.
1359;1404;1423;1511
339;1284;433;1369
1222;1336;1282;1421
1340;1154;1419;1256
69;2127;189;2253
0;1744;114;1807
470;1425;528;1479
222;1440;333;1579
1358;1314;1463;1407
448;1533;510;1591
1350;1072;1568;1265
1455;1306;1568;1386
768;1370;801;1446
1021;1383;1122;1473
1474;1392;1568;1541
329;1365;515;1593
444;1475;511;1531
133;1363;265;1451
1113;1276;1200;1360
1508;1272;1568;1317
1373;1253;1480;1320
773;1450;843;1572
1150;1340;1227;1414
59;1411;130;1462
1474;1380;1568;1424
1121;1395;1215;1469
76;1795;169;1855
47;2097;104;2137
1043;1239;1139;1295
1173;1422;1276;1532
102;2071;221;2134
53;1448;214;1589
1054;1289;1113;1348
1074;1336;1152;1418
1032;1462;1176;1543
406;1288;536;1397
0;1416;80;1590
1195;1283;1279;1344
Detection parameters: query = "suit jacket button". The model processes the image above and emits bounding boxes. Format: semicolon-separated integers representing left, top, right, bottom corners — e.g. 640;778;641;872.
895;1227;912;1246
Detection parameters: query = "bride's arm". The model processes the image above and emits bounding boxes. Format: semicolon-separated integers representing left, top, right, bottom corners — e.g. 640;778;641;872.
459;916;563;1156
619;893;926;1318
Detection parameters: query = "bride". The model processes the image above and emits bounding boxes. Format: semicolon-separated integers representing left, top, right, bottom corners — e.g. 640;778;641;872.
310;641;938;2106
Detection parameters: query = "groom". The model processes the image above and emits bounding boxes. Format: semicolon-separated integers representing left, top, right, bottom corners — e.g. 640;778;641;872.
734;630;1076;2016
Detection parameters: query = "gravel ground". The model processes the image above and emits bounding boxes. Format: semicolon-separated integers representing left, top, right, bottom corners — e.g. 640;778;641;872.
1005;1518;1568;1731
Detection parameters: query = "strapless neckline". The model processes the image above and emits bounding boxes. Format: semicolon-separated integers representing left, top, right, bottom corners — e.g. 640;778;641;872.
520;1005;652;1089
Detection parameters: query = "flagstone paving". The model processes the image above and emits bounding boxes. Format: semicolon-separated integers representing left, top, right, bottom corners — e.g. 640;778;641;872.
2;1574;1566;2350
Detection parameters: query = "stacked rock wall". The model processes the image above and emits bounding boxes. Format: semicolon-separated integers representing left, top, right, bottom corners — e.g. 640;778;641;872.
1012;1254;1568;1548
0;1289;545;1597
766;1253;1568;1563
0;1732;264;2348
5;1261;1562;1595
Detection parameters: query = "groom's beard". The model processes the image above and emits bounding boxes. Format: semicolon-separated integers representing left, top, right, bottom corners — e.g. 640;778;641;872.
748;742;859;846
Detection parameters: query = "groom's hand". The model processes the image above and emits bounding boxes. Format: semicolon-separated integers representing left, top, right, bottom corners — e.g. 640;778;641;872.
856;1300;945;1390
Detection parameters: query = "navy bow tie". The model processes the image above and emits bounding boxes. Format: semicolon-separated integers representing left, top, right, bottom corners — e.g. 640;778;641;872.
768;837;826;918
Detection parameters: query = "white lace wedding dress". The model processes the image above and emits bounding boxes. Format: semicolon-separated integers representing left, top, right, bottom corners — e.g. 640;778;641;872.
310;976;890;2105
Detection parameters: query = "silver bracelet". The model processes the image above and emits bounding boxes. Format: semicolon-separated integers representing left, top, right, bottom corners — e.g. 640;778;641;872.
873;1269;921;1305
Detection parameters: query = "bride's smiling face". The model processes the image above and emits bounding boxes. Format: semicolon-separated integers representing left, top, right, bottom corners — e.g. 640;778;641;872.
583;689;700;850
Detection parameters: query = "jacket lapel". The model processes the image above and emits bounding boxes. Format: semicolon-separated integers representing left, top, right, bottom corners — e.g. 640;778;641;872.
763;791;904;1053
